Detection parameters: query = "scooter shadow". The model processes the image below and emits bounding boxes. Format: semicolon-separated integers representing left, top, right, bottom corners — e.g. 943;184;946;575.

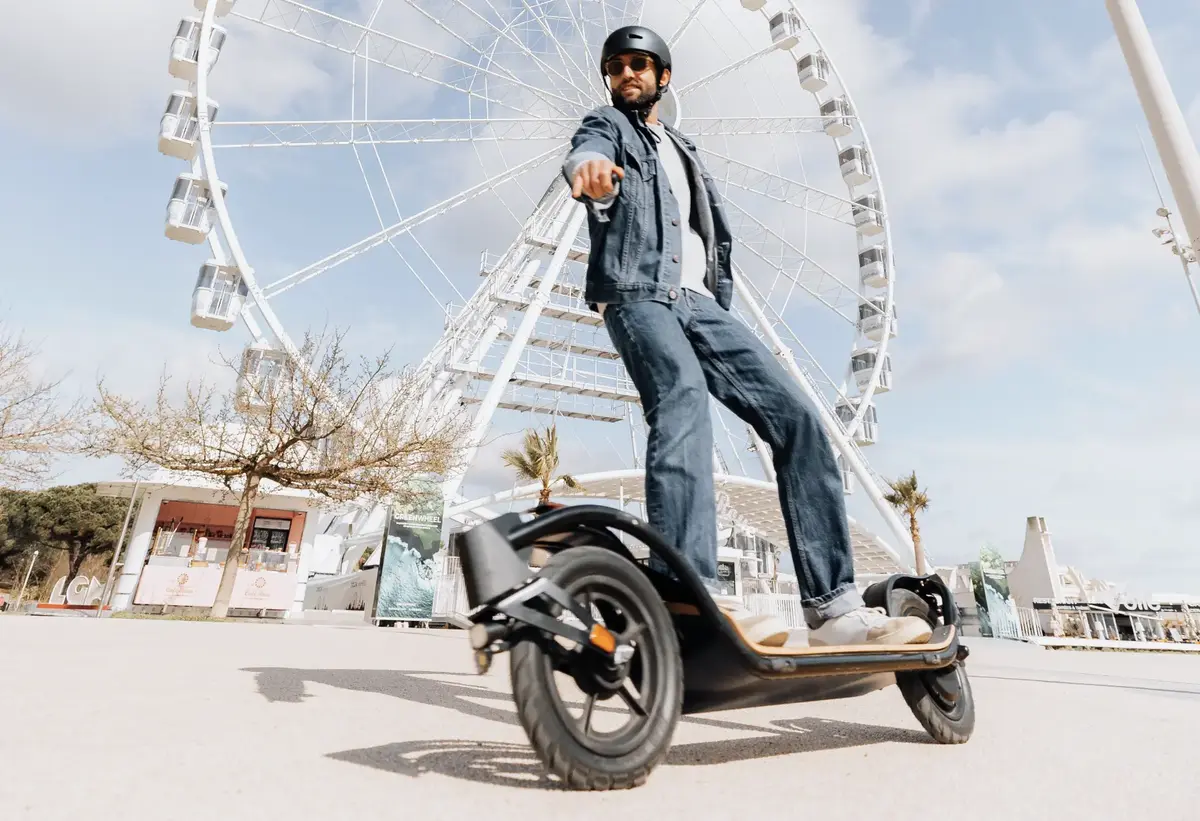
244;666;933;790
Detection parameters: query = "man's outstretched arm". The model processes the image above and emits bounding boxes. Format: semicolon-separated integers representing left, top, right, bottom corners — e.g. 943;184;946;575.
562;110;624;209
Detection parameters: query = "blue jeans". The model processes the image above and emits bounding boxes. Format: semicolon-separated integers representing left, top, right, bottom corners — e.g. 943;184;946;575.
602;291;864;628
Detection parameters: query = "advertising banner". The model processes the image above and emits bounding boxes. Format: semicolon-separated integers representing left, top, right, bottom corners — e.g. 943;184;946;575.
373;483;445;622
229;569;298;611
975;547;1020;639
713;559;738;596
304;569;377;613
134;565;224;607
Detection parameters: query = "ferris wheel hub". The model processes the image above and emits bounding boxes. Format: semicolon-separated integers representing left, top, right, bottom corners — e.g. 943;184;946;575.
657;84;682;130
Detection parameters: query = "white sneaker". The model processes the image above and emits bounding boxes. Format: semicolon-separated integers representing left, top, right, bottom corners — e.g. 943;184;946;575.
712;595;790;647
807;606;932;647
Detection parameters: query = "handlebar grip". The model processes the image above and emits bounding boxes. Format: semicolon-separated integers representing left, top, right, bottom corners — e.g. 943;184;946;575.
576;172;621;203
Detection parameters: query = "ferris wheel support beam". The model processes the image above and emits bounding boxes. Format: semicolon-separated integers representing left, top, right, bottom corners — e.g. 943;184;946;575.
1107;0;1200;298
440;193;586;505
731;275;921;569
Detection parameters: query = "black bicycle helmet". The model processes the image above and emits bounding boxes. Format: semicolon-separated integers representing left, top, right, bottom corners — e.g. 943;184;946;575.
599;25;672;77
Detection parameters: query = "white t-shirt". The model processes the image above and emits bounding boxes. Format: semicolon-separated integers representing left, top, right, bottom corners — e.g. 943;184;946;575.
646;121;714;300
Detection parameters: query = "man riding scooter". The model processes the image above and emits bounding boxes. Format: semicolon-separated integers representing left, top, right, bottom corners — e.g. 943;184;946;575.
563;25;932;648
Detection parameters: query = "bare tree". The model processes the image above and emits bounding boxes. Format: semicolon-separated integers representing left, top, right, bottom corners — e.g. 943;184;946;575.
0;323;80;488
80;329;470;618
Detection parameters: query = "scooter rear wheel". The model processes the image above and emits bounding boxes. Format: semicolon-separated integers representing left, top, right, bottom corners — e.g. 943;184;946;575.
510;546;682;790
890;589;975;743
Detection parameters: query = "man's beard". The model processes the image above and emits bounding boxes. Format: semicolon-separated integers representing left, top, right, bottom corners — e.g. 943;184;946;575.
611;81;663;114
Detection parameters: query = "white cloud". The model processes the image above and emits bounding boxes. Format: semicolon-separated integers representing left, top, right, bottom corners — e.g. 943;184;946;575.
897;250;1043;380
0;0;336;142
907;0;936;35
30;310;237;404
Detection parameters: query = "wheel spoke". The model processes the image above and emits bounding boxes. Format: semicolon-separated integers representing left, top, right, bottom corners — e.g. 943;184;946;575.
580;693;596;735
618;682;647;717
618;620;645;644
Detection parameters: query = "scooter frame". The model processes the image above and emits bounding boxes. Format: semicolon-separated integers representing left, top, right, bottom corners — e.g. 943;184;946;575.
455;504;968;711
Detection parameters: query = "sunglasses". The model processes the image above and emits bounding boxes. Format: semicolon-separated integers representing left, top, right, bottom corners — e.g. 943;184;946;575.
604;55;655;77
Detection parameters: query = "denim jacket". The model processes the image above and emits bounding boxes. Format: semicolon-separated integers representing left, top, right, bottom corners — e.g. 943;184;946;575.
561;106;734;311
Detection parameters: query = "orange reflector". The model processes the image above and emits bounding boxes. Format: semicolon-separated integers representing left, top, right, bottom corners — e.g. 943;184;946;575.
589;623;616;654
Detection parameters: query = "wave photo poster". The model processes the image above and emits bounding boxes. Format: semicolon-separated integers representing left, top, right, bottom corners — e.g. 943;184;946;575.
372;483;445;622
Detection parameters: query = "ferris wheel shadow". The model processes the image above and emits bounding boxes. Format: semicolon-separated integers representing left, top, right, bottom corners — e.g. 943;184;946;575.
244;666;933;791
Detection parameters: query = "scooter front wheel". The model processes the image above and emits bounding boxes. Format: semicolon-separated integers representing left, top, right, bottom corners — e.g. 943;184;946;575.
509;546;682;790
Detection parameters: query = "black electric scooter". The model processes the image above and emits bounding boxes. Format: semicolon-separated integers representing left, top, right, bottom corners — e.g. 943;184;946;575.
455;503;975;790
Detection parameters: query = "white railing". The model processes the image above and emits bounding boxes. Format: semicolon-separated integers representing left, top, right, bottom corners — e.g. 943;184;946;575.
1016;607;1044;638
431;559;812;632
432;555;470;624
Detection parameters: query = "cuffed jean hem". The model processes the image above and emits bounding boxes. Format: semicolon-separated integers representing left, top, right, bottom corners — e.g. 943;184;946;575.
802;583;864;630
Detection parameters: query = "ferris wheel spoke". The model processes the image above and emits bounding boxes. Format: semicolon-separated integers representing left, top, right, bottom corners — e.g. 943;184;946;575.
727;203;865;314
348;141;465;312
513;0;606;101
729;225;854;321
699;148;857;227
554;0;614;98
675;43;778;99
211;117;581;148
396;0;590;114
261;145;563;299
737;271;853;406
681;116;826;138
437;0;596;104
235;0;581;119
667;0;712;48
732;237;852;324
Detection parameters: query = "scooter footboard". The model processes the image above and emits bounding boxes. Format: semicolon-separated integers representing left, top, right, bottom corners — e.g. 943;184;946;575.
673;605;962;715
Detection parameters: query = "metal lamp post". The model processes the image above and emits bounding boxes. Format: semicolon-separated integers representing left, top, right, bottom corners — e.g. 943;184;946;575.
1106;0;1200;319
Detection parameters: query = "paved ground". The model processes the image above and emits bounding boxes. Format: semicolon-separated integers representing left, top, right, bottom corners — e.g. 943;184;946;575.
2;616;1198;820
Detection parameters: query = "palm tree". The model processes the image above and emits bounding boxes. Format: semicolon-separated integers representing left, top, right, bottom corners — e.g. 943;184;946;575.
500;424;582;506
883;471;930;575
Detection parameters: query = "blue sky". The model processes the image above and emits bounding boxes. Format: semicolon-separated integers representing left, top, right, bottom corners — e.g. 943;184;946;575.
3;0;1200;595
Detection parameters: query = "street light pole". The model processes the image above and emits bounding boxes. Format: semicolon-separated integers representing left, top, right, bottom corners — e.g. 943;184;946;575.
95;481;141;618
1135;130;1200;319
13;551;39;612
1107;0;1200;264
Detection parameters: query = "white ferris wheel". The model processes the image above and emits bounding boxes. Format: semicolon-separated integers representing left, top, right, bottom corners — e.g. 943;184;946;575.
158;0;923;577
